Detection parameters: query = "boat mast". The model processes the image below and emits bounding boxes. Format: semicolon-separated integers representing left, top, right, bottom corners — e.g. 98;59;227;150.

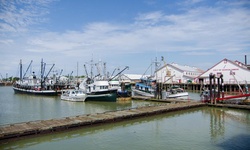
84;64;88;78
103;62;107;80
23;60;33;78
20;59;22;82
41;59;44;81
77;62;79;82
41;59;44;88
90;57;93;79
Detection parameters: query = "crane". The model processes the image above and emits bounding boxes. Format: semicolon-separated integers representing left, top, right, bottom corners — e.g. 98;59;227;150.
109;66;129;81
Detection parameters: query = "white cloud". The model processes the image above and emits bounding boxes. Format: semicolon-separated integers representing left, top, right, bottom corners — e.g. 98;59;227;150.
0;39;13;45
135;11;165;25
1;0;250;76
0;0;54;33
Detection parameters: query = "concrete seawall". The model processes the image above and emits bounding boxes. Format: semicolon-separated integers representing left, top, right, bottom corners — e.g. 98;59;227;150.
0;102;205;141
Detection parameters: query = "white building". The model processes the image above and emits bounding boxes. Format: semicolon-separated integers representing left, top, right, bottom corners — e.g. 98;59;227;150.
197;58;250;84
155;63;203;83
113;74;150;84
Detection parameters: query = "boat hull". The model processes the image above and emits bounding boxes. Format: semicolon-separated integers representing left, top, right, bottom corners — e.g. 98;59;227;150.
61;96;86;102
86;89;117;102
166;92;189;98
13;86;58;96
60;90;87;102
132;88;155;98
117;90;131;98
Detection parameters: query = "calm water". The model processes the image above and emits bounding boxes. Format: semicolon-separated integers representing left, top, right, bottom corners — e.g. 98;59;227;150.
0;86;166;125
0;86;250;150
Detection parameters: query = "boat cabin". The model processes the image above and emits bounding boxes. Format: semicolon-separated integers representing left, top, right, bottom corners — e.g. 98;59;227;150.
87;80;109;93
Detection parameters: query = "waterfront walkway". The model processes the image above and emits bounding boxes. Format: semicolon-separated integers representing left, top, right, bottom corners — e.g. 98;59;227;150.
0;102;205;141
1;102;249;141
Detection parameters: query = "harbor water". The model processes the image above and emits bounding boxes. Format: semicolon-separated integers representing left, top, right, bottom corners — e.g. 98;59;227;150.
1;86;250;150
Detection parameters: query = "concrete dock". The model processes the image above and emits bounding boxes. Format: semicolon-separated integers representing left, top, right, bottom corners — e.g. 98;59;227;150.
131;96;192;103
1;102;249;141
0;102;205;141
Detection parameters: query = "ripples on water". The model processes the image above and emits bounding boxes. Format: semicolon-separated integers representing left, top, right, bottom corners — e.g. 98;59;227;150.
0;86;250;150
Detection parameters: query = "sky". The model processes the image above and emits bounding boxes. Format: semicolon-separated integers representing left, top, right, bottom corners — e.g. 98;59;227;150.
0;0;250;78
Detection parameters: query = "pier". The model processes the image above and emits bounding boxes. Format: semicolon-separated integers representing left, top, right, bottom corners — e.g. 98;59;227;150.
0;102;205;141
0;81;12;86
163;83;250;94
1;100;249;141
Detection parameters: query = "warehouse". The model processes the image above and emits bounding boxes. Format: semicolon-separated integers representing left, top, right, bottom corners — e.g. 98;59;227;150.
197;58;250;85
155;63;203;83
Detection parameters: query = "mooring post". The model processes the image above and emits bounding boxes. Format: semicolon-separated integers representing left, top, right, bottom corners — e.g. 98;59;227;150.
213;75;216;104
209;73;213;104
220;74;224;99
216;77;221;105
160;83;162;99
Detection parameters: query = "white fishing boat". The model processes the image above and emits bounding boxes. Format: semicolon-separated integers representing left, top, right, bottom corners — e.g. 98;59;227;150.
13;59;59;96
132;78;156;98
166;86;189;99
61;89;87;102
13;59;75;96
80;79;117;102
109;80;120;90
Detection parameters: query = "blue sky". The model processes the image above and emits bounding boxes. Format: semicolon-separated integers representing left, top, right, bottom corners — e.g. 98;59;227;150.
0;0;250;78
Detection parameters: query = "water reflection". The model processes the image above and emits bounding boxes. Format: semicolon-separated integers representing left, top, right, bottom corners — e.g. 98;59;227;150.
209;108;225;142
202;107;250;143
1;107;249;150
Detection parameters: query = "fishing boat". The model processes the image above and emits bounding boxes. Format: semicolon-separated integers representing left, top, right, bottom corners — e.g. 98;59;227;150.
109;66;130;97
109;80;120;91
109;80;131;97
166;86;189;99
132;78;156;98
61;89;87;102
13;59;76;96
200;89;211;102
117;82;132;97
13;59;59;96
80;79;117;102
132;58;162;98
79;59;130;102
13;78;58;96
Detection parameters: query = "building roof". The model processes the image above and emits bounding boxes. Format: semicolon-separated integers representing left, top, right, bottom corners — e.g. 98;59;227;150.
157;63;203;73
197;58;250;78
122;74;150;80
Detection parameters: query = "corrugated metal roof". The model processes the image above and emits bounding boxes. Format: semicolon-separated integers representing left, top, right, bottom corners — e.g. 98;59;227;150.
122;74;150;80
169;63;203;72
